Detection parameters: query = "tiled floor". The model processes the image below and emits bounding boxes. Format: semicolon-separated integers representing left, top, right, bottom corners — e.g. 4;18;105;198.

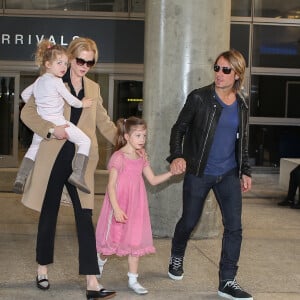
0;173;299;299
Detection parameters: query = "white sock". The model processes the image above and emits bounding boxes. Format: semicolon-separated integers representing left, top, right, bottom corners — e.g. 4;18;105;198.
97;253;107;266
127;272;138;285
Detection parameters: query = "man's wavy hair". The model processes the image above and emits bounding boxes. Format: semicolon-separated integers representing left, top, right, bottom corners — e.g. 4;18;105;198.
214;48;246;92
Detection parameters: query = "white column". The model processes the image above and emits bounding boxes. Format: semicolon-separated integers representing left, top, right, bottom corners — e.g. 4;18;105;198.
143;0;231;238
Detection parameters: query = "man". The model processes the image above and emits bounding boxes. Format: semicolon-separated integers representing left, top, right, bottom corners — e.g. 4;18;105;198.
167;49;253;300
278;165;300;208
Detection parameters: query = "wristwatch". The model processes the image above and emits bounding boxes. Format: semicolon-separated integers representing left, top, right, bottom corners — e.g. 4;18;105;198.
47;128;55;139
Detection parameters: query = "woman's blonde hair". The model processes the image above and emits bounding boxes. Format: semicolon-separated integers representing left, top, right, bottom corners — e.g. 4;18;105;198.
67;37;98;63
214;49;246;92
35;39;67;74
115;116;147;151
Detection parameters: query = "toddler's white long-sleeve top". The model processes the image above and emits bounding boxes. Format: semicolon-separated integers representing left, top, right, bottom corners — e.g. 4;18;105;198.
21;73;83;119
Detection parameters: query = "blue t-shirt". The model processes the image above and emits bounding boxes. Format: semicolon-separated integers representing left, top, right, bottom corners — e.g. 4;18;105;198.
204;94;238;176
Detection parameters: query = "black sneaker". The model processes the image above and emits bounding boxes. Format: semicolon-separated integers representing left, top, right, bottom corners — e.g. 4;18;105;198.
218;279;253;300
291;203;300;209
168;256;184;280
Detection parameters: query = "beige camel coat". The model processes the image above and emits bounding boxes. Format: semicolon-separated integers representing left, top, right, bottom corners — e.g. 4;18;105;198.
20;76;116;212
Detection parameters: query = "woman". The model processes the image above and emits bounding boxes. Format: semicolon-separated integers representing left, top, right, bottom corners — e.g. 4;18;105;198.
20;37;117;299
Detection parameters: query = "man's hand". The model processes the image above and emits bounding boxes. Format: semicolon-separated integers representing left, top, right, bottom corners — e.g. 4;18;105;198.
53;124;69;140
170;158;186;175
241;174;252;192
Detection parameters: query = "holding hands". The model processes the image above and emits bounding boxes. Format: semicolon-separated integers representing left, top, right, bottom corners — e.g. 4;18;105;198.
170;158;186;175
136;148;185;176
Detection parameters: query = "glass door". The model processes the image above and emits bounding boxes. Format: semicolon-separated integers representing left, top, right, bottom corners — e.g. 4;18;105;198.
110;77;143;121
0;73;20;167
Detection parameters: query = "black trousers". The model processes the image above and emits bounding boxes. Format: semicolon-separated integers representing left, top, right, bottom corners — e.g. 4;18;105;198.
36;141;100;275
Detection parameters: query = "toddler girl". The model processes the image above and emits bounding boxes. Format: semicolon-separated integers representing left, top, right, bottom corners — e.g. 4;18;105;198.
13;39;92;194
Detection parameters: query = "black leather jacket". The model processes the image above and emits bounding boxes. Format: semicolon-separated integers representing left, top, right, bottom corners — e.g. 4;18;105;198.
167;83;251;178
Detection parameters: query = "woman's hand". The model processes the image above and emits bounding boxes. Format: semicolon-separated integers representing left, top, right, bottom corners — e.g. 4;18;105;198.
53;124;69;139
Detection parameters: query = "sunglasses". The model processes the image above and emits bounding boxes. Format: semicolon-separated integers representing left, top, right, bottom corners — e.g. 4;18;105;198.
214;65;232;75
75;57;95;68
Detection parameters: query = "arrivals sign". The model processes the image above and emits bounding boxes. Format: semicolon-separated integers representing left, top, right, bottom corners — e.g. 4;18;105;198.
0;16;144;63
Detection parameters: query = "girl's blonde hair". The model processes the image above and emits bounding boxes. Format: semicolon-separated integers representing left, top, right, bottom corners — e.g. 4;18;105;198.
214;48;246;92
35;39;67;75
115;116;147;151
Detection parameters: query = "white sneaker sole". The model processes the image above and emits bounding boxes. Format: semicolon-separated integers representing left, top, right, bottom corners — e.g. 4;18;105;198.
218;290;253;300
168;272;183;280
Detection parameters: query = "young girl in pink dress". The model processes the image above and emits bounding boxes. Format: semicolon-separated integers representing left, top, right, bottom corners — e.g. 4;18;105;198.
95;116;173;295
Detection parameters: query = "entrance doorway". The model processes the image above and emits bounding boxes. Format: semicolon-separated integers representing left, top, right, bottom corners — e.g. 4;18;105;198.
0;73;20;167
112;79;143;121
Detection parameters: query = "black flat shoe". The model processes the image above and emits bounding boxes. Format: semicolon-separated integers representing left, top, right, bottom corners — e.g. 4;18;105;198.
36;275;50;290
86;288;116;299
277;199;293;206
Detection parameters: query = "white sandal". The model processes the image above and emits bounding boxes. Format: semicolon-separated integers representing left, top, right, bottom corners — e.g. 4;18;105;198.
128;281;148;295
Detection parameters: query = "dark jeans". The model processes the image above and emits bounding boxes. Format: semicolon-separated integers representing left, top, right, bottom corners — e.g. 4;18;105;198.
171;168;242;281
287;165;300;202
36;142;100;275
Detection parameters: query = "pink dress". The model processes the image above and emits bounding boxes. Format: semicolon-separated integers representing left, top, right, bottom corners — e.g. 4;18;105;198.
96;150;156;257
